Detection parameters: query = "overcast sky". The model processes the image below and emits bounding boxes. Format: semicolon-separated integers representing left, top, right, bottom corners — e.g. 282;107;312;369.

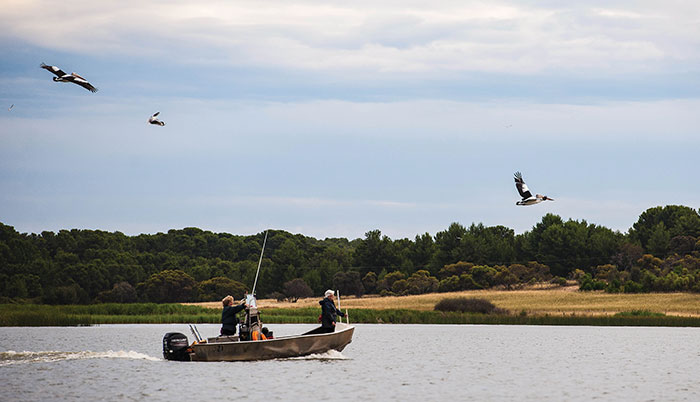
1;1;699;240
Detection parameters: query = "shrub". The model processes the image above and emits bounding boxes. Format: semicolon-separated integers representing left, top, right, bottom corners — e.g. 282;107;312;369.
438;275;460;292
551;276;568;286
434;297;506;314
405;270;438;294
622;280;644;293
391;279;408;294
578;273;606;291
267;291;286;302
614;310;665;317
605;279;622;293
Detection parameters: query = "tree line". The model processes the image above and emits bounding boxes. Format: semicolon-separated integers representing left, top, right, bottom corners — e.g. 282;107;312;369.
1;205;699;304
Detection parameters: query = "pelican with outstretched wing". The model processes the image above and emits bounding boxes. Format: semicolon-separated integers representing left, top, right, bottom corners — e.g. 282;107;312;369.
148;111;165;126
40;63;98;93
514;171;554;206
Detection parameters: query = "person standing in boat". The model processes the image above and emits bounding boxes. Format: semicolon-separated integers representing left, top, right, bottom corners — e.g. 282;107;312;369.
319;289;345;333
221;295;247;336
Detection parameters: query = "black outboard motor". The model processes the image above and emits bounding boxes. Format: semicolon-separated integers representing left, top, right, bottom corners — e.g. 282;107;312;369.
163;332;191;361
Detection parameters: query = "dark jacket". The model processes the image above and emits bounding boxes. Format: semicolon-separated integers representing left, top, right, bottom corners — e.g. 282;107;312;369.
319;297;345;328
221;302;246;334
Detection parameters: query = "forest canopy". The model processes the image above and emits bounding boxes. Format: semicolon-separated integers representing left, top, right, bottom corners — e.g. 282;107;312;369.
1;205;699;304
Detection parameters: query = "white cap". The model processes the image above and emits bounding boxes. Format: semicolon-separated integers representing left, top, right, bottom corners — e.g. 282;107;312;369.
325;289;334;297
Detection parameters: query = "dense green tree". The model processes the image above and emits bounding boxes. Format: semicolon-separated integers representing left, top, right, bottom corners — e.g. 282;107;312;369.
646;222;671;257
95;281;138;303
137;269;197;302
352;230;397;276
518;214;622;277
410;233;435;271
198;276;248;301
3;204;700;303
668;236;697;255
629;206;700;254
283;278;313;302
333;270;365;297
431;223;468;272
466;224;516;265
362;271;378;294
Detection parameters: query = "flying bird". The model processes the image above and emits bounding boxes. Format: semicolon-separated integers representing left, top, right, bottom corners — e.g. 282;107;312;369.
148;112;165;126
514;171;554;206
8;104;13;111
40;63;98;93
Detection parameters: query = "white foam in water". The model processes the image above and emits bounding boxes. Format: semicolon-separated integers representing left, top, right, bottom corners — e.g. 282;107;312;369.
0;350;160;366
289;349;349;360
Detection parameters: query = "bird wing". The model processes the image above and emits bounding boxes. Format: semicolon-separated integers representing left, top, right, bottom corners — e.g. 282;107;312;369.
40;63;67;77
152;111;160;117
514;171;533;199
72;78;98;93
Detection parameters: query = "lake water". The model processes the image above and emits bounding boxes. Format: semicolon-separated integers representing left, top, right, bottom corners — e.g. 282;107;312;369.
2;324;699;401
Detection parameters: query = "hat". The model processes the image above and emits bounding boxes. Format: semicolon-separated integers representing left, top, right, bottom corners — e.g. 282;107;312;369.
325;289;334;297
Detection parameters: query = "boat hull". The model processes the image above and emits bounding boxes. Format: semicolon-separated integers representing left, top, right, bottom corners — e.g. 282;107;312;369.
189;323;354;361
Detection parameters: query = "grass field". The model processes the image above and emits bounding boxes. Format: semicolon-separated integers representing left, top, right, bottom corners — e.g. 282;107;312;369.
4;287;700;326
189;286;700;317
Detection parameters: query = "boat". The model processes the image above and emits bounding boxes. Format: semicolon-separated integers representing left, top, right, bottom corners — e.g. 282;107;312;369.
163;321;354;362
162;230;355;361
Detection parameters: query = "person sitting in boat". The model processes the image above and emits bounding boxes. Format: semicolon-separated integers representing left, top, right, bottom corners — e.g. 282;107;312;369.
261;327;274;339
221;295;247;336
319;289;345;333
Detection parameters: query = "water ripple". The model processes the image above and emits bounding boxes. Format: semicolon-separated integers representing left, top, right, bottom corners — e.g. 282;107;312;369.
0;350;160;366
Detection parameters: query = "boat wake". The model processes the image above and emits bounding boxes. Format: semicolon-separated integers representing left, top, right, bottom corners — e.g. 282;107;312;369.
0;350;160;366
289;350;349;360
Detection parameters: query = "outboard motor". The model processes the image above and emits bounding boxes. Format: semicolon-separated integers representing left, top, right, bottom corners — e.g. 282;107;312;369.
163;332;191;361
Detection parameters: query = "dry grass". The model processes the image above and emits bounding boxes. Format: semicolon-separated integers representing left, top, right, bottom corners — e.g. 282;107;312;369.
186;287;700;317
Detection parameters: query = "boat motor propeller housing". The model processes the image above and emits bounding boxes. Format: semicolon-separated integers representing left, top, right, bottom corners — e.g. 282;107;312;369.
163;332;191;361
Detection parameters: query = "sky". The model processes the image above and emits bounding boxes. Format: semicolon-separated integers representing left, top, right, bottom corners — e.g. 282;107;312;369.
1;0;699;240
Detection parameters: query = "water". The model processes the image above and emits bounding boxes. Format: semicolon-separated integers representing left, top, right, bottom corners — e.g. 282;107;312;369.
2;324;699;401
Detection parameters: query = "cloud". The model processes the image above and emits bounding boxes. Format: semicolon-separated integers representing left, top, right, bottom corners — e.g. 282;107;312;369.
2;1;698;75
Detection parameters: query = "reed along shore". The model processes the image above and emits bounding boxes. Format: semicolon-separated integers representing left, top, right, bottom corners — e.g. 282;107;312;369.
4;288;700;327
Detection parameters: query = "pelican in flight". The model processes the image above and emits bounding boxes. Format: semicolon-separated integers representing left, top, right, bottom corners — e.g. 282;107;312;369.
148;112;165;126
514;171;554;206
8;104;13;111
40;63;98;93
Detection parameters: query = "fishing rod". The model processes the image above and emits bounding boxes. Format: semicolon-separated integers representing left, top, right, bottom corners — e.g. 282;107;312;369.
336;290;349;324
251;230;268;297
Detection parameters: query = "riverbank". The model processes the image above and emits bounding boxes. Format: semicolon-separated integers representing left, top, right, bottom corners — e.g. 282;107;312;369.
3;302;700;327
189;287;700;317
3;287;700;326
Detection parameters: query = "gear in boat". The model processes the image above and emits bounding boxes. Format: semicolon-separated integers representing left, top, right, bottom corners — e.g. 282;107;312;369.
163;293;354;362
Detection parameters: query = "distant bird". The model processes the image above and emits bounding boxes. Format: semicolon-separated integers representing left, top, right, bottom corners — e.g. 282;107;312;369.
40;63;98;93
514;171;554;206
8;104;13;111
148;111;165;126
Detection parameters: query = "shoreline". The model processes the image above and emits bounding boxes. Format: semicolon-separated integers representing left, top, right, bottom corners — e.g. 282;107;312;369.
186;287;700;318
3;288;700;326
